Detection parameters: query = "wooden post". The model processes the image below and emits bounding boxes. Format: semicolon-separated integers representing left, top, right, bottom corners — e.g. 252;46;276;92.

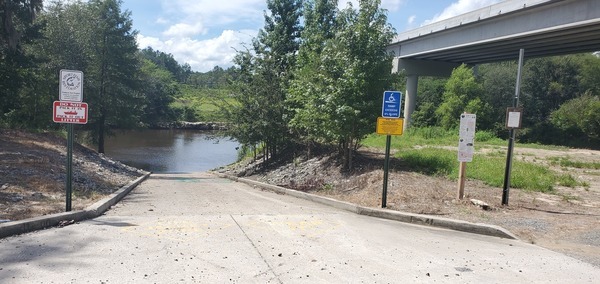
457;161;466;200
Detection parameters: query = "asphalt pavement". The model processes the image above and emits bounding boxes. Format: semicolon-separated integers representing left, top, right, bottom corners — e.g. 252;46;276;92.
1;172;599;283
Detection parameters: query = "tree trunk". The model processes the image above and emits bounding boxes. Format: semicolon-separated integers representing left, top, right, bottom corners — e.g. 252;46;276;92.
348;138;354;171
97;113;105;153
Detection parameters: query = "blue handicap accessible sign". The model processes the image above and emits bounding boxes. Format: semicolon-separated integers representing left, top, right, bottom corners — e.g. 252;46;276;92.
382;91;402;118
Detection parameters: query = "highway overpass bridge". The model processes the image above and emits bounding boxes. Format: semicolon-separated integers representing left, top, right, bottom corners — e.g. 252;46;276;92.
387;0;600;128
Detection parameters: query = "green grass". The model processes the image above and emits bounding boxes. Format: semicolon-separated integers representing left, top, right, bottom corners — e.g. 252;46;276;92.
548;157;600;170
361;127;590;192
394;147;563;192
396;147;455;176
363;126;457;149
174;85;237;121
363;127;510;149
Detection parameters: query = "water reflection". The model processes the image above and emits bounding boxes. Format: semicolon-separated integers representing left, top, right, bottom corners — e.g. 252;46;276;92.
104;129;239;173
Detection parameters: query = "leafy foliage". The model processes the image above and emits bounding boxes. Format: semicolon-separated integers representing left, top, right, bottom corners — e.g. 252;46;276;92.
140;47;192;83
287;0;395;169
551;94;600;141
435;64;489;129
227;0;303;163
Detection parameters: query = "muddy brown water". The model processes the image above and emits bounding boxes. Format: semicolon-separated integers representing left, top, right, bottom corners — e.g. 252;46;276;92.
104;129;239;173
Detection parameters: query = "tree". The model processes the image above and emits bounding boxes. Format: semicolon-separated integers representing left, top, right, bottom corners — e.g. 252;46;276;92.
0;0;42;51
287;0;338;153
520;56;581;143
435;64;488;129
289;0;395;169
85;0;141;153
138;58;179;126
18;1;94;129
229;0;303;163
140;47;191;83
578;54;600;96
410;77;446;128
551;94;600;143
0;0;43;124
478;61;518;134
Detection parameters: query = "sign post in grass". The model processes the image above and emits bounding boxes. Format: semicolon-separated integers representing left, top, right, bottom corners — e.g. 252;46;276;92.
457;113;476;199
378;91;403;208
502;49;525;206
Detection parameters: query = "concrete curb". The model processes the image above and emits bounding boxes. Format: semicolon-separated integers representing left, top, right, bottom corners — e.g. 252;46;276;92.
0;172;151;239
214;172;518;240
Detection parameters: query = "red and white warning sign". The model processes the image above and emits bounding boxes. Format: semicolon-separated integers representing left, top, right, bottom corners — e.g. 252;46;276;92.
53;101;88;124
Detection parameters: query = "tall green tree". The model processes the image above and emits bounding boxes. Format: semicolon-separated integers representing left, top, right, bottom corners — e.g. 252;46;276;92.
330;0;395;169
435;64;488;129
289;0;395;169
21;1;93;128
0;0;43;124
551;94;600;143
577;54;600;96
410;77;447;127
85;0;141;153
288;0;338;153
138;58;179;126
229;0;303;162
140;47;191;83
520;56;581;143
478;61;518;134
0;0;42;51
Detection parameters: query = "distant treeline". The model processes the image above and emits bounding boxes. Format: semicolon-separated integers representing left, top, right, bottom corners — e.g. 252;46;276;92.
1;0;598;159
0;0;236;153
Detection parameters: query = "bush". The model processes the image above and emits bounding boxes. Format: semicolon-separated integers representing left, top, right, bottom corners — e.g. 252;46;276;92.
551;94;600;140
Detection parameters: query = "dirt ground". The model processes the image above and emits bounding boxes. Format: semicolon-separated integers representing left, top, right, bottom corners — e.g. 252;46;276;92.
0;130;145;221
220;145;600;268
2;129;599;269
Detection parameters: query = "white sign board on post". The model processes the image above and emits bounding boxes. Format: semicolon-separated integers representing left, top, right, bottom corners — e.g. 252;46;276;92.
59;69;83;102
506;107;523;129
458;114;476;162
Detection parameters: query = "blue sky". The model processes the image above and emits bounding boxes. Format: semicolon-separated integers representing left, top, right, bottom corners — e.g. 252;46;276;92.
119;0;502;72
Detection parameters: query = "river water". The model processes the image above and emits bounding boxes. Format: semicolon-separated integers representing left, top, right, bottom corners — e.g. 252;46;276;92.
103;129;239;173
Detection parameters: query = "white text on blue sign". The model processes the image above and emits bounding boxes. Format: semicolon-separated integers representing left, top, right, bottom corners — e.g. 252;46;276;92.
382;91;402;118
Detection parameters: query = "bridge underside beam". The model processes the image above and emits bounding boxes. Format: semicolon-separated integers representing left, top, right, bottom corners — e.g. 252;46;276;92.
406;19;600;65
389;0;600;65
393;58;461;77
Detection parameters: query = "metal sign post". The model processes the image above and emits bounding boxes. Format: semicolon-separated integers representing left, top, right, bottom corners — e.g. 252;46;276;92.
54;69;86;212
379;91;403;208
382;135;392;208
502;49;525;206
66;124;74;211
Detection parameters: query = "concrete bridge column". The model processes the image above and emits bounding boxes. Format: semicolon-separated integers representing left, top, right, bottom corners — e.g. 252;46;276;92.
403;75;418;130
394;58;460;130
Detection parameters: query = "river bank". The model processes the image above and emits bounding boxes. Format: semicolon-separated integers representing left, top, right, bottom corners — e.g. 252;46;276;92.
152;121;227;130
0;129;146;221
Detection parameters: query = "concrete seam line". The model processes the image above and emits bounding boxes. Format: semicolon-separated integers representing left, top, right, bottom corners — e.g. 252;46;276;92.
216;172;517;240
0;172;151;239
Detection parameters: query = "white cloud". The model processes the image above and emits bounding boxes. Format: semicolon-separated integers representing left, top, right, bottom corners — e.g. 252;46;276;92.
340;0;406;11
136;1;266;72
163;22;207;38
137;30;256;72
407;15;416;25
381;0;406;12
423;0;502;25
156;17;169;25
164;0;265;28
